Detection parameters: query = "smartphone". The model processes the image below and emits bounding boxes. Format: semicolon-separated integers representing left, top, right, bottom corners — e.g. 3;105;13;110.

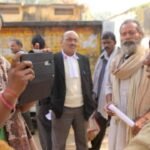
19;52;54;105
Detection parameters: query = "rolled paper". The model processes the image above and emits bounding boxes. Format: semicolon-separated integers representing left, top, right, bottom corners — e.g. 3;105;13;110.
108;104;135;127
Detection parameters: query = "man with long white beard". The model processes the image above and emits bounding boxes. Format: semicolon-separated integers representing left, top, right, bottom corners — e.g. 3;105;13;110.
105;19;150;150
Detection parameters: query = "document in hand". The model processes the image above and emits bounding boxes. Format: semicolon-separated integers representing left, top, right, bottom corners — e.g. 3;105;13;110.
107;104;135;127
18;52;54;105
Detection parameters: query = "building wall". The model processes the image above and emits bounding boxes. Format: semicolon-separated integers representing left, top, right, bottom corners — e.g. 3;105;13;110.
0;3;23;22
0;3;85;22
0;21;102;71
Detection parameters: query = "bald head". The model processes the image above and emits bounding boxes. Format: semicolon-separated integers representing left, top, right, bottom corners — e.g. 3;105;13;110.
62;30;79;41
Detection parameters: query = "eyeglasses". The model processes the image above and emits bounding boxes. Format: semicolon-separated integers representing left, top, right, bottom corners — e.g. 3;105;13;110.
65;38;78;42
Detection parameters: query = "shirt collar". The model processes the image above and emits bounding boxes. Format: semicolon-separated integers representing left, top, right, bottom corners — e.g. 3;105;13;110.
100;50;109;60
61;50;79;60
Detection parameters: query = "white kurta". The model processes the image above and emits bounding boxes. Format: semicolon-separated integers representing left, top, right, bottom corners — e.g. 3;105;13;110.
105;46;150;150
107;79;130;150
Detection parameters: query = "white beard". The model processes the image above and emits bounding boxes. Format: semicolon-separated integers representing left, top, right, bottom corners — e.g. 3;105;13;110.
121;41;139;57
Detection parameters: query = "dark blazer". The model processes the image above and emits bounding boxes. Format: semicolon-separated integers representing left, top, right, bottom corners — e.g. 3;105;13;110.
51;52;95;120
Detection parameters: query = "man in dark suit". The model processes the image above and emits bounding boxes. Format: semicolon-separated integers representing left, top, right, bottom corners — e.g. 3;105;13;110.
51;30;95;150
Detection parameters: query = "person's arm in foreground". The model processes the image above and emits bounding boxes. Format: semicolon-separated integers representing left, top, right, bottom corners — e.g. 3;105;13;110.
0;54;35;124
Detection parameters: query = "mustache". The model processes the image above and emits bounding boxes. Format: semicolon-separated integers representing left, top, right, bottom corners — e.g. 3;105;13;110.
104;47;109;50
69;44;76;47
122;41;136;47
121;40;138;57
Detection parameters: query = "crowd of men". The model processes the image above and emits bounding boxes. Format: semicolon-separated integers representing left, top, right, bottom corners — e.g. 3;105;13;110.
0;19;150;150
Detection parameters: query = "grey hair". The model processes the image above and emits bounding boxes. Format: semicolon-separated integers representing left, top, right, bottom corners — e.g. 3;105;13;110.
120;19;144;37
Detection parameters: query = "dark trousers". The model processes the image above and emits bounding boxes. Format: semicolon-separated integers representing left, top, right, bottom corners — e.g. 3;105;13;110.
22;111;35;134
36;102;52;150
89;112;108;150
52;107;88;150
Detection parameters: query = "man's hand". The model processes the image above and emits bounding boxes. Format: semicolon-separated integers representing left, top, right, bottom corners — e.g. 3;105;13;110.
104;104;116;116
132;110;150;135
132;118;145;135
104;93;115;116
132;125;141;135
42;48;51;52
7;54;35;98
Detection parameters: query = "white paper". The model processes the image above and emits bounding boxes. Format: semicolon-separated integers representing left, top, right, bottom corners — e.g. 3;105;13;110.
45;110;52;120
108;104;135;127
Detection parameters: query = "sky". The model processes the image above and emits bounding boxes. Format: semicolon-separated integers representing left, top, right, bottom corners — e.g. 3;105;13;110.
78;0;150;15
76;0;150;48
